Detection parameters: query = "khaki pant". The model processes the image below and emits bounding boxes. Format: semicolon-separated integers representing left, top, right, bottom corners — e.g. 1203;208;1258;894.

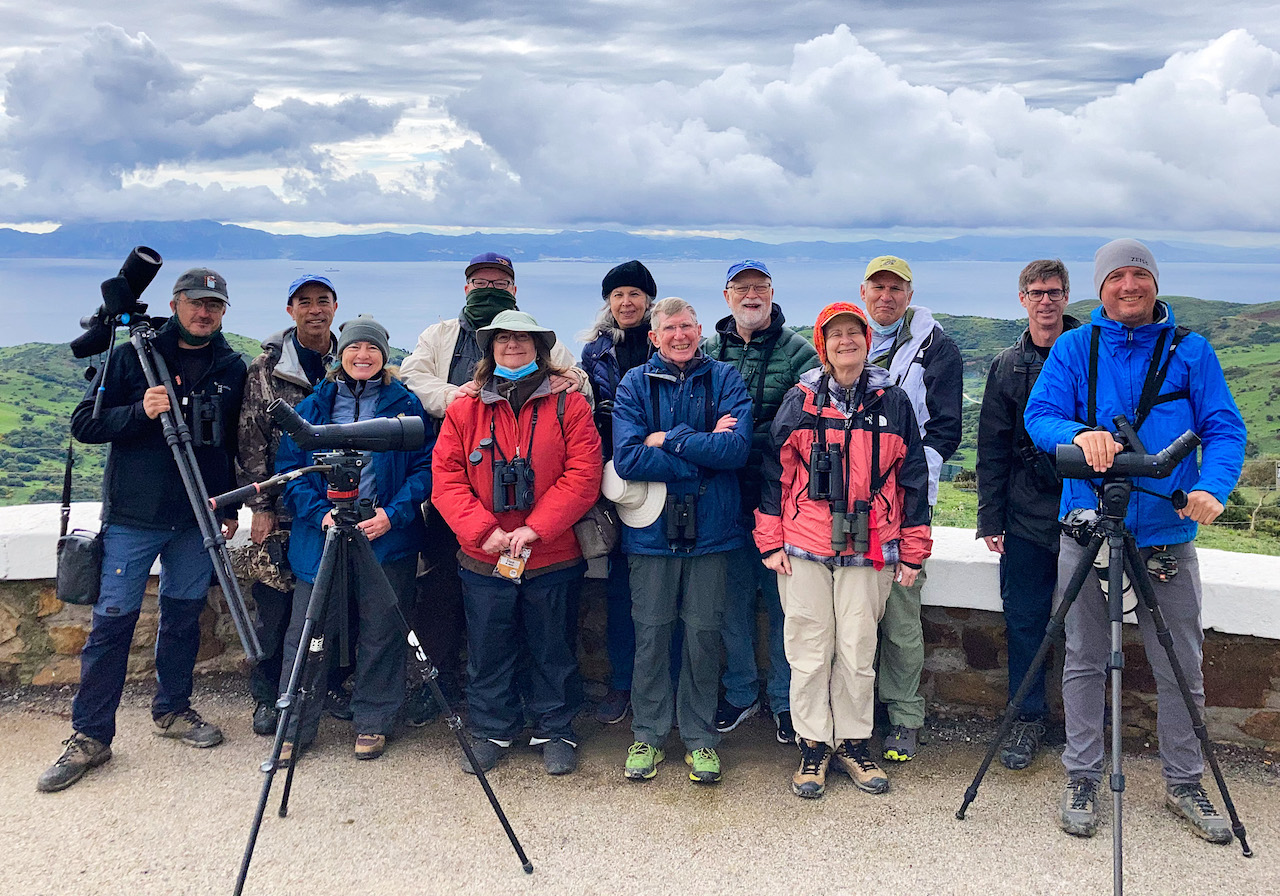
778;557;893;745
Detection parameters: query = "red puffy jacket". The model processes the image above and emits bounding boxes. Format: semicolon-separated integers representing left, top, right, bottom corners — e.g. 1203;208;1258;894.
433;379;602;571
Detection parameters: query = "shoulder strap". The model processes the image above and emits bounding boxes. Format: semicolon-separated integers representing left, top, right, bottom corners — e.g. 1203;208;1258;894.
1086;325;1101;428
813;374;831;449
1134;325;1190;430
556;389;566;434
60;439;74;537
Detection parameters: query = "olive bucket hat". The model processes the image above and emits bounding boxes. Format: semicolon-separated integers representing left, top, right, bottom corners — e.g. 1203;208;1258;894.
475;309;556;355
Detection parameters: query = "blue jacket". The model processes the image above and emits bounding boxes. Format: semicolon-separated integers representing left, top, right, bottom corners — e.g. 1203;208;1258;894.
276;376;433;582
612;352;753;555
580;323;652;461
1024;303;1246;547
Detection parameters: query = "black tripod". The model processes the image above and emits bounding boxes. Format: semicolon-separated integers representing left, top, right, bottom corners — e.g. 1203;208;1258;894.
226;448;532;895
956;427;1251;896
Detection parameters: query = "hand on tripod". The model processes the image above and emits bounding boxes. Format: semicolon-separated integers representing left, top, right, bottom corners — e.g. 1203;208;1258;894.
1176;490;1223;525
142;384;172;419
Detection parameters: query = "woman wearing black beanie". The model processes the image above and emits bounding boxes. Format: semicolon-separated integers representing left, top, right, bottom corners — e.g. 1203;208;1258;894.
578;259;658;725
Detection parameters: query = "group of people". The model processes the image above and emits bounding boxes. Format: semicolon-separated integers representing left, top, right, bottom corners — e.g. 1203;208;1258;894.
38;240;1247;849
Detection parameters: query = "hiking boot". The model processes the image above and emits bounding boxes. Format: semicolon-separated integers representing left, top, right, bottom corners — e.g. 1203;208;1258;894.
624;742;664;780
882;724;918;762
791;739;830;799
999;718;1046;771
252;701;279;737
37;732;112;793
460;738;504;775
153;708;224;748
403;685;439;728
774;710;796;745
354;733;386;760
833;739;890;794
325;688;354;721
1060;777;1099;837
1165;783;1233;844
594;689;631;725
714;696;759;733
685;748;723;785
542;738;578;775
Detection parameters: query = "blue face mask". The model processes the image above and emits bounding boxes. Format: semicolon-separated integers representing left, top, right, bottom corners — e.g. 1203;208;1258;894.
495;360;539;380
867;315;903;336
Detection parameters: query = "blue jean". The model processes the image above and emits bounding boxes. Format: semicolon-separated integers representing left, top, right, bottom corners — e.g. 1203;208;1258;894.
604;546;635;691
720;543;789;712
72;524;213;744
999;533;1057;720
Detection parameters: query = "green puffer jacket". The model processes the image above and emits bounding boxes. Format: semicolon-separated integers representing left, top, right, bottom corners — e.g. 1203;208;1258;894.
704;303;820;515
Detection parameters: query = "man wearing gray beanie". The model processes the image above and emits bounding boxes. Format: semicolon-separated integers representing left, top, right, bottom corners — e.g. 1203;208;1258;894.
1023;239;1246;845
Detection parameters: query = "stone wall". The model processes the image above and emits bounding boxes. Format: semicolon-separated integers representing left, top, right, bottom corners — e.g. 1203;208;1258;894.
4;575;1277;750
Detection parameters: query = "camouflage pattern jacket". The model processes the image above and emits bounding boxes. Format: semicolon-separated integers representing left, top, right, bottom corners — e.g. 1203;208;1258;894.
236;327;336;520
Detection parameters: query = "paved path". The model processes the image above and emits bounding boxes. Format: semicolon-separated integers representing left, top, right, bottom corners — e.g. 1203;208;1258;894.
3;683;1276;896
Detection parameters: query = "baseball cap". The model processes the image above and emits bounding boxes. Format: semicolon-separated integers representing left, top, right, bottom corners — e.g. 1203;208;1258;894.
864;256;913;282
173;268;229;305
465;252;516;280
287;274;337;302
725;260;771;285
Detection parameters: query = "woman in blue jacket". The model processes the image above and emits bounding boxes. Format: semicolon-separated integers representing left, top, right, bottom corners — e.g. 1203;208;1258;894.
578;260;657;724
275;315;433;761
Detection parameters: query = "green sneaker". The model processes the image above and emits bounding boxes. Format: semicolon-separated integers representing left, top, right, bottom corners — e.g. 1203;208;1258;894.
685;748;722;784
624;742;664;780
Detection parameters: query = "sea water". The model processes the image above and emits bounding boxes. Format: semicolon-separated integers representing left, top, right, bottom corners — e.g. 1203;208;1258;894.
3;257;1277;352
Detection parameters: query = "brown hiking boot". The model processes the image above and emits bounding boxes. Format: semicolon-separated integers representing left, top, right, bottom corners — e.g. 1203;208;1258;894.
37;732;112;793
354;733;386;760
153;707;223;748
833;739;890;794
791;739;831;799
1166;783;1232;844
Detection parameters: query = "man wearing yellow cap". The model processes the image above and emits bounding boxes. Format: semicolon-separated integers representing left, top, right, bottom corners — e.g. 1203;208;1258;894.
861;256;963;762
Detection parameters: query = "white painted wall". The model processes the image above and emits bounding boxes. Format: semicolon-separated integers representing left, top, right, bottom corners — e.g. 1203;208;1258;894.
4;503;1278;641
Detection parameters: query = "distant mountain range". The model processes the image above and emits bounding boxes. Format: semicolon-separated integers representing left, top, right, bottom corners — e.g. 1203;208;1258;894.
3;220;1280;264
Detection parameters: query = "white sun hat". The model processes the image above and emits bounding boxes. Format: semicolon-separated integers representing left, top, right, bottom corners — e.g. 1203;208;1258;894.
601;460;667;529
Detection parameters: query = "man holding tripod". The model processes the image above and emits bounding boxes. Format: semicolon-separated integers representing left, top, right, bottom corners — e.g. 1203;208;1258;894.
1024;239;1246;842
39;268;247;793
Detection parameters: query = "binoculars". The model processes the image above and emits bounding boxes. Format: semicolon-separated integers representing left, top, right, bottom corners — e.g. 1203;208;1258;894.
831;499;871;555
493;457;536;512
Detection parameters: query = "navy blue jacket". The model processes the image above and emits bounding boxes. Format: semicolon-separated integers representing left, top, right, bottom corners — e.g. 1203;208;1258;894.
71;319;246;530
612;352;752;555
1025;303;1246;547
277;376;433;582
580;324;652;461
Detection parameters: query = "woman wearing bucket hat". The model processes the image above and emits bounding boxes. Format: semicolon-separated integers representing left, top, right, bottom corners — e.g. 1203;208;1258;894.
275;314;434;762
432;309;603;776
578;260;658;724
754;302;932;799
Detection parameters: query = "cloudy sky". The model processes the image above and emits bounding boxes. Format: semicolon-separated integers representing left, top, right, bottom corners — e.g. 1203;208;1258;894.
2;2;1279;241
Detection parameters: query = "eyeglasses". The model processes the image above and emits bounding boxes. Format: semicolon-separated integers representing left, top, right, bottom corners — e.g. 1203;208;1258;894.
728;283;772;296
468;277;513;290
493;332;534;344
181;297;227;313
1023;288;1066;302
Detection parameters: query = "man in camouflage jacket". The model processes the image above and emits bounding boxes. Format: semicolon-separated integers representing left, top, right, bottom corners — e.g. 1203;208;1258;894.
236;274;338;735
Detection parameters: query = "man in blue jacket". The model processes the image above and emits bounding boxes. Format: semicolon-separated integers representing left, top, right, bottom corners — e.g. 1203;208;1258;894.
1025;239;1246;844
612;297;752;785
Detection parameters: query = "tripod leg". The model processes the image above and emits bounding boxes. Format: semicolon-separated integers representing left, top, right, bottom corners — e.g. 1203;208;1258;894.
957;532;1103;820
1105;534;1125;896
344;534;534;874
234;526;340;896
1123;538;1253;857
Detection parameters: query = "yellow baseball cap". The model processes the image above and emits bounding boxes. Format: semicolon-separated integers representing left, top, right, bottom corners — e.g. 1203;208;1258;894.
864;255;913;282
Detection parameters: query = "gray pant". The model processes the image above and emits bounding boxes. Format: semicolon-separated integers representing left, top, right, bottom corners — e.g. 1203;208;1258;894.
1058;536;1205;785
628;552;727;752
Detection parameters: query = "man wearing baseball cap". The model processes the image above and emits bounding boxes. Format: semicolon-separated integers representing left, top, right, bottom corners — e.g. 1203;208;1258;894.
705;260;819;745
860;255;963;763
400;253;591;720
235;274;341;736
39;268;247;792
1025;238;1245;843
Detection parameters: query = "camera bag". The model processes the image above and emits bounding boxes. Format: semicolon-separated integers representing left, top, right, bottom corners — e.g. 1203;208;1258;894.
548;392;620;558
55;440;101;605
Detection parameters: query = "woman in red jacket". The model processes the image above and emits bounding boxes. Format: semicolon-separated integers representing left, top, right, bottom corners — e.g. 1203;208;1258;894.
432;310;602;777
755;302;932;799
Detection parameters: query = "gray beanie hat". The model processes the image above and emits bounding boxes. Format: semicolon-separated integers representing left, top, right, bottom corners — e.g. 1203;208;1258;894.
337;314;390;362
1093;239;1159;297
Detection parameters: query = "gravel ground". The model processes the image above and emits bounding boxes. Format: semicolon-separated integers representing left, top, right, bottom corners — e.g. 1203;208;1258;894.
2;676;1276;896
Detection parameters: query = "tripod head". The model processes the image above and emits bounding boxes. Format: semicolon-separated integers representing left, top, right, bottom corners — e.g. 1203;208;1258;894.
313;450;378;525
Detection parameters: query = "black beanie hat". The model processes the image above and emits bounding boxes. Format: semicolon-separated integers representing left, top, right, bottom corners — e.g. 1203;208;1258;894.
601;260;657;299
